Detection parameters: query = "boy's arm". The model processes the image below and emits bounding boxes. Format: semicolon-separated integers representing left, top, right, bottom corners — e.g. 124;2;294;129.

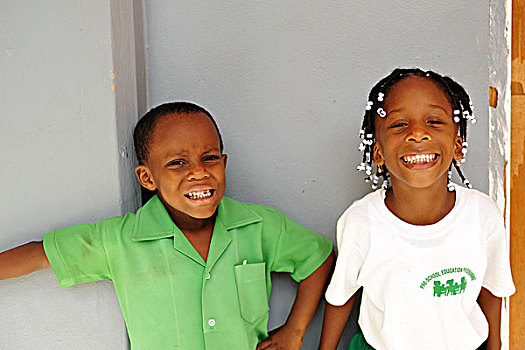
318;292;357;350
256;251;335;350
0;241;50;280
478;287;502;350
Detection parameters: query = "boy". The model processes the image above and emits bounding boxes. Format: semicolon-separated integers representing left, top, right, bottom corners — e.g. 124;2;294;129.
0;102;334;349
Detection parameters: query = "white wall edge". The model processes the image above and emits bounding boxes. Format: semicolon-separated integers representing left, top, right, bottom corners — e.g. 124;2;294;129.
502;1;512;348
488;0;512;348
109;0;145;216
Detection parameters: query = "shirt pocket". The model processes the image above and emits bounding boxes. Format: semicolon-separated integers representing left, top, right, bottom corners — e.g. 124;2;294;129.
234;262;269;323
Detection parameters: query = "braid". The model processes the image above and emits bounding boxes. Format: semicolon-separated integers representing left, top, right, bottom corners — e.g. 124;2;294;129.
357;68;475;190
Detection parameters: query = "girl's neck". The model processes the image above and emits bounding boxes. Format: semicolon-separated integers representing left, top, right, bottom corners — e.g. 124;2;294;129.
384;182;456;226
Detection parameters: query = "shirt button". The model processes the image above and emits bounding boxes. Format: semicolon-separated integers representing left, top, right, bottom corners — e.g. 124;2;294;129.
206;273;211;280
208;319;216;327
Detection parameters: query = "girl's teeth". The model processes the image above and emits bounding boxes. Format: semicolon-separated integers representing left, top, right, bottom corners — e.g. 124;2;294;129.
403;154;436;164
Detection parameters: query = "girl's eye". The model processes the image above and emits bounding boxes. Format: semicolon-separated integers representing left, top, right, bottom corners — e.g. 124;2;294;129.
427;119;445;125
390;122;408;128
203;155;220;162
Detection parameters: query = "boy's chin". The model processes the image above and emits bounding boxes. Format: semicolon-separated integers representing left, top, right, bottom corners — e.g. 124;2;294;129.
190;209;218;220
185;200;222;220
160;195;222;223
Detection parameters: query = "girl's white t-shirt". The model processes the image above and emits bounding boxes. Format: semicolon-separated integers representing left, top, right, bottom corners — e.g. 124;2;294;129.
325;185;515;350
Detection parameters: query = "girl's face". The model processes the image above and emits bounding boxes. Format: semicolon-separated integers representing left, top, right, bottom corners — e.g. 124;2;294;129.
373;76;464;192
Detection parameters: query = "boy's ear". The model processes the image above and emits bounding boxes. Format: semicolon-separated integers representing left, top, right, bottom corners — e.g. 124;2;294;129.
453;136;464;161
135;165;157;191
373;143;385;166
222;154;228;168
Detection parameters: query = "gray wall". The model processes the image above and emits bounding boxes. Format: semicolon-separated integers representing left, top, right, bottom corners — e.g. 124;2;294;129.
0;1;140;348
1;1;492;349
144;1;489;348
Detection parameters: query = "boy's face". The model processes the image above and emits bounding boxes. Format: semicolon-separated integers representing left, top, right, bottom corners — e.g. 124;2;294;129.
135;112;227;223
373;77;463;191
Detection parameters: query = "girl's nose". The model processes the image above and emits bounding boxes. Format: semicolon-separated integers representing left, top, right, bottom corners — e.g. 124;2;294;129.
405;124;431;143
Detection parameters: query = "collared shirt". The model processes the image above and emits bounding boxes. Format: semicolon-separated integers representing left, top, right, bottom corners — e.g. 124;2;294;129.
44;196;332;350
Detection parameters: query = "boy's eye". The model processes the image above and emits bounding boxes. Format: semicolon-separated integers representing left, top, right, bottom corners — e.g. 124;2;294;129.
167;159;186;167
203;155;220;162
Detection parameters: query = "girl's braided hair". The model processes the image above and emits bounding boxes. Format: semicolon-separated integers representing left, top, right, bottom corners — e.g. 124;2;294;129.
357;68;476;191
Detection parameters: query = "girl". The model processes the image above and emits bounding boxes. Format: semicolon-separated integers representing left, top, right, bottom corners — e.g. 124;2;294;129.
320;68;515;350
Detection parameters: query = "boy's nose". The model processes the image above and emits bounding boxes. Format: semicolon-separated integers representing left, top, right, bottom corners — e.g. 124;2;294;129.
187;163;210;180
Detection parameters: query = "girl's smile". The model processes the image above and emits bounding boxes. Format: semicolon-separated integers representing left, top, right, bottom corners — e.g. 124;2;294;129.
373;76;464;191
400;152;439;169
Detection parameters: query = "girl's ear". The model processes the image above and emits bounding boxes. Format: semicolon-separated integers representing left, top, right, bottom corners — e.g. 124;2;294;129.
135;165;157;191
373;143;385;165
453;136;464;161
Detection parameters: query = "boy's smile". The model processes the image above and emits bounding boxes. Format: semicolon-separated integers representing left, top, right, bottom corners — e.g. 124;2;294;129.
373;76;463;191
135;112;227;226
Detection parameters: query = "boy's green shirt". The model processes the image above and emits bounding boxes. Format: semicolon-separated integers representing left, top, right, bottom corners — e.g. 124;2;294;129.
43;195;333;350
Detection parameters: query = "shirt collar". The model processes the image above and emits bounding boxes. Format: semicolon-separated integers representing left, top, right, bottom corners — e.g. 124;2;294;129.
132;195;262;241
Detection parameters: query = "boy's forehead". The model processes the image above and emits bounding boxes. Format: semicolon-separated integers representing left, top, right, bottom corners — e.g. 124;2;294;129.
151;112;220;146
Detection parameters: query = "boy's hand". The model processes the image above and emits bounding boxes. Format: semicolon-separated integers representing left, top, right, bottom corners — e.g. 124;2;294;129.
257;251;334;350
256;324;303;350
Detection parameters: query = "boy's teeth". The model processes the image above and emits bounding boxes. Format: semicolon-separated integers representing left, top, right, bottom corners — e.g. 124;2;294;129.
186;189;213;199
402;153;436;164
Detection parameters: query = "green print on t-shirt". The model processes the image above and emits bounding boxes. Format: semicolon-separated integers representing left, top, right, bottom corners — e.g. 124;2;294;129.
419;267;476;297
433;277;467;297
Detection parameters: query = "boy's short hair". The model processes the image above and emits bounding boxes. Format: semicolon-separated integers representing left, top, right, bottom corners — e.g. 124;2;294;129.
133;102;224;164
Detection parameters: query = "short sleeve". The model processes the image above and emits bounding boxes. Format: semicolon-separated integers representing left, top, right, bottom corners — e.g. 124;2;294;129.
269;212;333;282
325;211;367;306
43;220;112;288
482;213;515;297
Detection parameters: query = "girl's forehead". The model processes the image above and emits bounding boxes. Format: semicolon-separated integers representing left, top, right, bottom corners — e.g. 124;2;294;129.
384;76;452;109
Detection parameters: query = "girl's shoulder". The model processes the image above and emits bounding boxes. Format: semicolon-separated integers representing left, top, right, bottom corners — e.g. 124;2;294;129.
455;185;502;216
338;190;383;224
